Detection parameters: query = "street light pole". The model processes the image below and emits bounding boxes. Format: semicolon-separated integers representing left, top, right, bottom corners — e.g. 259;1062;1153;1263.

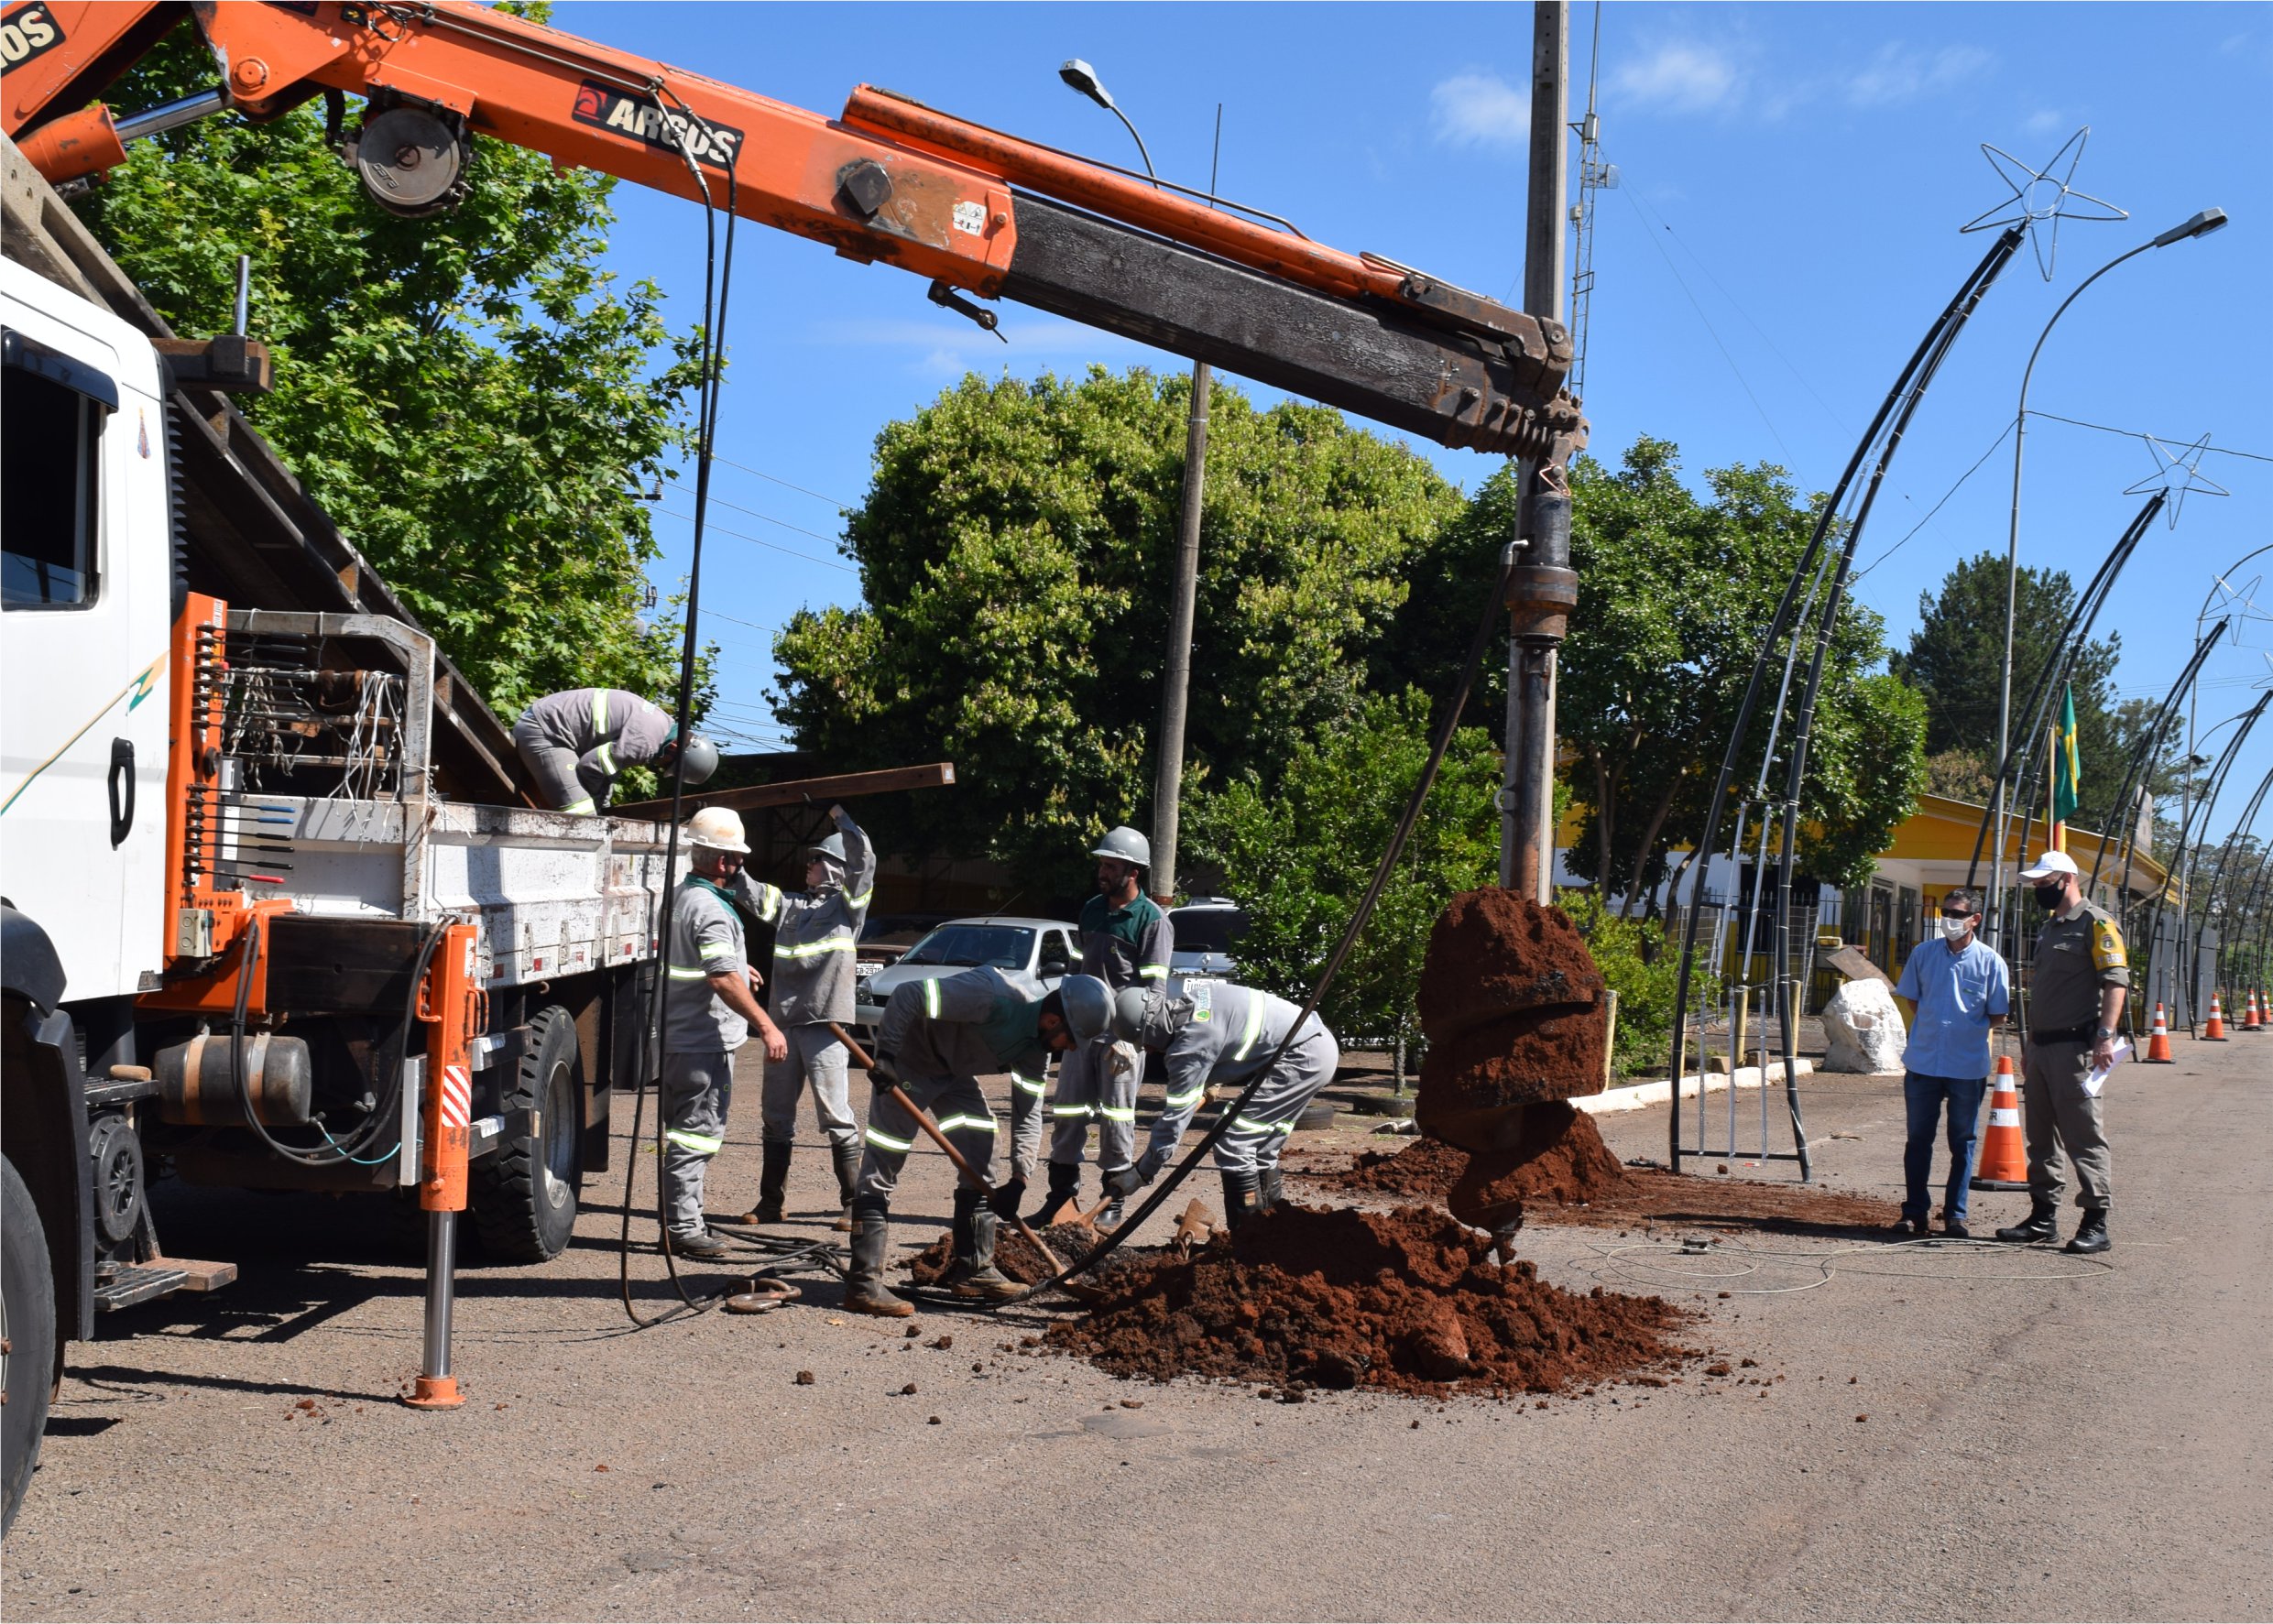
1060;60;1214;905
1985;206;2227;954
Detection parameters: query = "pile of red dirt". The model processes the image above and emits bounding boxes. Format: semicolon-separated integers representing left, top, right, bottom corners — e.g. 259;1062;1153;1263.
1044;1202;1694;1398
1326;1103;1630;1231
1416;891;1609;1149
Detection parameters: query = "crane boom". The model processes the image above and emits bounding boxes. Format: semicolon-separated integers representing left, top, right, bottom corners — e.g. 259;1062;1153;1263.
2;0;1585;463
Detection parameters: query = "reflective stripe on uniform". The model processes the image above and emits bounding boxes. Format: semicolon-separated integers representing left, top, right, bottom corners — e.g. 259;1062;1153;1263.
1051;1103;1094;1118
1139;964;1169;980
923;978;942;1018
847;888;873;910
774;933;856;959
1164;1085;1206;1108
864;1126;915;1152
667;965;710;980
1232;995;1268;1062
1098;1106;1135;1123
592;689;610;739
596;741;617;776
1231;1115;1294;1136
562;797;596;815
664;1128;722;1155
1010;1072;1046;1096
934;1114;997;1134
698;942;732;960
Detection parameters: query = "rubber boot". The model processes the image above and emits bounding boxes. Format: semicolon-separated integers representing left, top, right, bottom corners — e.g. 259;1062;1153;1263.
2064;1208;2110;1255
1258;1164;1284;1214
830;1138;862;1233
745;1140;792;1226
842;1209;912;1317
1219;1169;1262;1231
1027;1161;1080;1228
1094;1172;1125;1233
1994;1202;2059;1244
948;1191;1022;1301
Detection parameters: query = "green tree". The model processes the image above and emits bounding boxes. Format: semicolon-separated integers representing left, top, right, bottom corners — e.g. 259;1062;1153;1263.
1399;440;1927;909
1183;692;1502;1047
1556;888;1715;1077
771;367;1462;883
76;12;705;718
1889;550;2125;833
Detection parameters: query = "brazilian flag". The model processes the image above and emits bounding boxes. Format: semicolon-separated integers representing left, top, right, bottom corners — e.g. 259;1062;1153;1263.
2050;684;2082;835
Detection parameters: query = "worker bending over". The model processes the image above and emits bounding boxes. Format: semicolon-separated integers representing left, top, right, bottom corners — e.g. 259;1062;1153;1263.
512;687;718;813
659;808;789;1260
1019;826;1172;1229
736;804;877;1232
842;968;1087;1316
1072;974;1337;1229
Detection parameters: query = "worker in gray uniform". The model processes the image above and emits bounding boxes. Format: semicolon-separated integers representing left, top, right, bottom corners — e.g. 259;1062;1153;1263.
1072;973;1337;1229
512;686;719;813
732;804;876;1233
841;968;1087;1316
659;807;790;1260
1017;826;1173;1229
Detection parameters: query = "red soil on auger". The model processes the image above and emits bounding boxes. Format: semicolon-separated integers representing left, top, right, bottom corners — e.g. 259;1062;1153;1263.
1044;1202;1694;1397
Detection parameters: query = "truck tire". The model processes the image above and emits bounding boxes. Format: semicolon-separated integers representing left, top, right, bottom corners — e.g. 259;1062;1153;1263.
3;1154;56;1537
469;1007;582;1263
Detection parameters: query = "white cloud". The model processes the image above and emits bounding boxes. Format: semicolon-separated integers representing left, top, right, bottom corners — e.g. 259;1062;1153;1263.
1844;43;1992;108
2024;107;2066;135
1429;71;1531;149
1613;41;1743;114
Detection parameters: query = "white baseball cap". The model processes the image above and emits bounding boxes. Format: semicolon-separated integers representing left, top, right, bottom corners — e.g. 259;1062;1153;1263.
2017;849;2080;880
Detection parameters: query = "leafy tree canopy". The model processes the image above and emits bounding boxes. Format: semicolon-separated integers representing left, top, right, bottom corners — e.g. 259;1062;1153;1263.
77;7;705;718
770;366;1462;883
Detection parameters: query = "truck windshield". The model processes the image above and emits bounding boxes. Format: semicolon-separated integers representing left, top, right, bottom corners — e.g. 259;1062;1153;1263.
902;924;1034;970
1170;909;1249;954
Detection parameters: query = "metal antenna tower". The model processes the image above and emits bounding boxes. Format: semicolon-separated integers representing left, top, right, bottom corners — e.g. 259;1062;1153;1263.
1566;1;1614;405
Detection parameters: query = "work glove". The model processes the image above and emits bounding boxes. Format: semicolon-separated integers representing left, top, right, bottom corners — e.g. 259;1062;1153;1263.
988;1177;1026;1221
1101;1164;1142;1202
1106;1040;1141;1084
867;1052;902;1088
1135;1146;1170;1185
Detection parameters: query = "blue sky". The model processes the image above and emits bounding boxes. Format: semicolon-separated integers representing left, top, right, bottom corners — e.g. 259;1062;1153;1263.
556;2;2272;846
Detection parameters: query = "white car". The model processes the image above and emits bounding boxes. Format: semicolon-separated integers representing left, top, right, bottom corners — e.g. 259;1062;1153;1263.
853;915;1079;1030
1168;897;1248;984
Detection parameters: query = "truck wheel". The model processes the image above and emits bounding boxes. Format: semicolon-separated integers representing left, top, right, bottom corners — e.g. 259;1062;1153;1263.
3;1154;57;1537
469;1007;582;1263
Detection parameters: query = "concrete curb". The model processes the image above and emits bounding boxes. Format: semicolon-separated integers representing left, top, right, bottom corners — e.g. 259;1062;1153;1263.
1577;1057;1818;1116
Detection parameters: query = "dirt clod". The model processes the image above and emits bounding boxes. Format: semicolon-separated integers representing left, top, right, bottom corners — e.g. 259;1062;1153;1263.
792;1370;814;1386
1046;1203;1692;1398
900;1382;918;1396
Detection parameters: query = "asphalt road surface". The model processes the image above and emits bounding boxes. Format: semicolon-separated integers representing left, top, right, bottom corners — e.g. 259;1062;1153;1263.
6;1037;2266;1620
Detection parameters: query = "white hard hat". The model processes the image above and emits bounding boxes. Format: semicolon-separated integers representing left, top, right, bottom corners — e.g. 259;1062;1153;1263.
2018;849;2080;881
686;806;749;855
1111;984;1189;1049
1058;975;1113;1045
1091;825;1152;868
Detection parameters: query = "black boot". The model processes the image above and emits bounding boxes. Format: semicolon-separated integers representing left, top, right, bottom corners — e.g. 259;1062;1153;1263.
830;1138;862;1233
745;1140;792;1226
1220;1169;1262;1231
2064;1209;2110;1254
947;1191;1021;1300
1028;1161;1079;1228
842;1206;912;1317
1995;1203;2059;1244
1258;1164;1284;1214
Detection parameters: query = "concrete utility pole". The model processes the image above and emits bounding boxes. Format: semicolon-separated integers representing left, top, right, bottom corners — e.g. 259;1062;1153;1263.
1500;0;1569;901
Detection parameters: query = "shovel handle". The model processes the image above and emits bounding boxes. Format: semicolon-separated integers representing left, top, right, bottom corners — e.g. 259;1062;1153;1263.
828;1021;1071;1279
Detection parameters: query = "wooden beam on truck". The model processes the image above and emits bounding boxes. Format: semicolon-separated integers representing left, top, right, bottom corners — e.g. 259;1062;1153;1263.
610;762;956;820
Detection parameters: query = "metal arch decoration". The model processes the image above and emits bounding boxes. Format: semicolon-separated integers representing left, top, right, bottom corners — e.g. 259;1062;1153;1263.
2122;432;2232;527
1961;126;2128;281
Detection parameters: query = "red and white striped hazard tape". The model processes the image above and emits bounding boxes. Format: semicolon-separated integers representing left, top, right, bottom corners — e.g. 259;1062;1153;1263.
440;1063;473;1130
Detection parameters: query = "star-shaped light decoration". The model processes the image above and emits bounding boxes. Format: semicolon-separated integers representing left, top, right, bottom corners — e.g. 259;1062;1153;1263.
1960;126;2127;280
2123;432;2231;528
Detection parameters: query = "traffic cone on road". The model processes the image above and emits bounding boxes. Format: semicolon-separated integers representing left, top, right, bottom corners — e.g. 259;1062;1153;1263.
1970;1055;2029;1192
2144;1002;2175;1063
2204;992;2228;1041
2245;989;2264;1031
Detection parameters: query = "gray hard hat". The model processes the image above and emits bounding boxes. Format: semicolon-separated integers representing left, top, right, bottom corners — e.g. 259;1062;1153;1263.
672;733;719;786
1112;984;1189;1049
1058;975;1114;1046
810;833;847;864
1090;824;1152;868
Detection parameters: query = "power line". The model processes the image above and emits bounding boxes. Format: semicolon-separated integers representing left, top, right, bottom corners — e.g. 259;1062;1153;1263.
655;507;858;573
1851;420;2016;582
2026;409;2273;465
705;452;856;510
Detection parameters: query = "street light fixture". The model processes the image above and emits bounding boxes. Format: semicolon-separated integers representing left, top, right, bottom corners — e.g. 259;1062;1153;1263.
1060;58;1211;905
1984;205;2229;954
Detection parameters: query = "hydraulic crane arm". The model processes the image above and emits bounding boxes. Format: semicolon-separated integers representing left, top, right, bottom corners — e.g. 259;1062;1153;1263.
2;0;1585;463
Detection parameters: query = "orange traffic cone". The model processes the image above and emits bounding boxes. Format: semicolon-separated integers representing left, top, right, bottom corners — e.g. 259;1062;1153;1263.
1970;1055;2029;1191
2245;989;2264;1032
2144;1002;2175;1063
2205;992;2228;1041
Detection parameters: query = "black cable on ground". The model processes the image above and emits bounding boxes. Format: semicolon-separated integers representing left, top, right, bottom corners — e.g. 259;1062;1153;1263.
1000;541;1525;1304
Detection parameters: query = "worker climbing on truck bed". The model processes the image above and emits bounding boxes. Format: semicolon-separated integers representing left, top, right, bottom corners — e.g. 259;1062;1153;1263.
728;803;877;1234
842;968;1088;1316
1071;973;1339;1231
660;808;790;1261
512;687;719;813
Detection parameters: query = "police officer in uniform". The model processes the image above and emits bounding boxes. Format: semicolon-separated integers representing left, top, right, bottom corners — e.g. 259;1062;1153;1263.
840;969;1085;1316
659;808;790;1260
512;687;718;813
1995;850;2125;1255
1067;974;1339;1229
1017;827;1173;1229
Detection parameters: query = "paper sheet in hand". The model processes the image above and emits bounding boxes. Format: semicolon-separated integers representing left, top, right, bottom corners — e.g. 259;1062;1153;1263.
2082;1038;2130;1098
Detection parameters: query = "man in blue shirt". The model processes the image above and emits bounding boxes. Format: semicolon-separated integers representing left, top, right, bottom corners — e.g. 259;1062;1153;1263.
1891;886;2011;1237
